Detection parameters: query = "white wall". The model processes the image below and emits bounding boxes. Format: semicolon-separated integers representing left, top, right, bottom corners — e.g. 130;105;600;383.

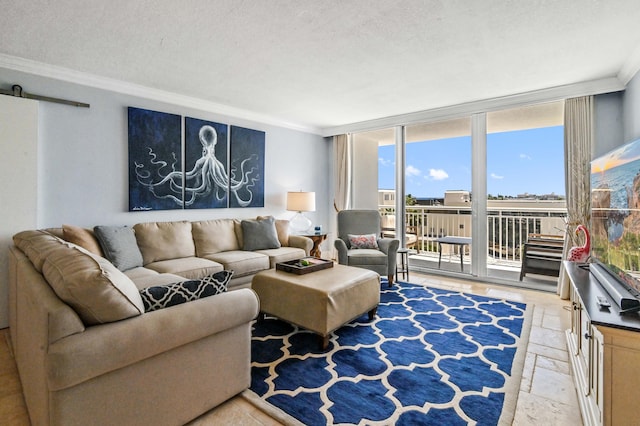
0;95;38;328
594;92;624;157
0;68;330;231
351;136;380;209
624;71;640;142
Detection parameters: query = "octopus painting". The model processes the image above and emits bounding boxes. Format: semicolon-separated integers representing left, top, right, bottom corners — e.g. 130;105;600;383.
128;108;264;210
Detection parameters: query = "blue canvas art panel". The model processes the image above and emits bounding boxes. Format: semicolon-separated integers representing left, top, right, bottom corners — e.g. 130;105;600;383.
184;117;229;209
229;126;265;208
128;107;183;211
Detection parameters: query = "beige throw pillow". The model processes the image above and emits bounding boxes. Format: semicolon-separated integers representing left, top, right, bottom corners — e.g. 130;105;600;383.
62;224;105;257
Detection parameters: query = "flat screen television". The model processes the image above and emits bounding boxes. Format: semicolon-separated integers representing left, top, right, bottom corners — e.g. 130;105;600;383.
590;137;640;311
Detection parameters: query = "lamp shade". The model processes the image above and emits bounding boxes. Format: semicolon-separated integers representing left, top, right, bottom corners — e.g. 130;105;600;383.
286;191;315;212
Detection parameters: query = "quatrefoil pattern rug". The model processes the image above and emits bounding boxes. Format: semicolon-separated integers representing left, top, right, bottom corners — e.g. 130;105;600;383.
248;280;532;425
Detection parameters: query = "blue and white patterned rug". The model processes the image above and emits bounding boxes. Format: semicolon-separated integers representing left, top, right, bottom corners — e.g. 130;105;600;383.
245;280;532;425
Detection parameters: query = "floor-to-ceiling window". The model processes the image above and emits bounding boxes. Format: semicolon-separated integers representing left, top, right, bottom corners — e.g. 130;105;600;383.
364;100;566;289
486;102;565;287
402;118;472;273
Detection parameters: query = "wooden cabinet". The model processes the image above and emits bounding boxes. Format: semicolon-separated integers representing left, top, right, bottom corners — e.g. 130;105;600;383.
565;262;640;425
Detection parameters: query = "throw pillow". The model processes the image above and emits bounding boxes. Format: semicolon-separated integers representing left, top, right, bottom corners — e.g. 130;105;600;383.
139;270;233;312
62;224;104;257
258;215;290;246
348;234;379;249
241;217;281;251
94;225;144;271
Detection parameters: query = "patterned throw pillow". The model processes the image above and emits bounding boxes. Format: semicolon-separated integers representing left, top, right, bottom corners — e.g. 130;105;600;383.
139;270;233;312
348;234;379;249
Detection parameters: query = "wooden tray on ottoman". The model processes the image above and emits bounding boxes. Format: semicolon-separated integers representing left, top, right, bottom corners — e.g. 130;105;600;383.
276;257;333;275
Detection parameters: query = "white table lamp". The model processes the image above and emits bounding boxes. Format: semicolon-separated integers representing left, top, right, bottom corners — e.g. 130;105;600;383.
287;191;315;234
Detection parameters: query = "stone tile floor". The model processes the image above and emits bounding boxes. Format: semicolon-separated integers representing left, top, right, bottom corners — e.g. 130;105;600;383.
0;271;582;425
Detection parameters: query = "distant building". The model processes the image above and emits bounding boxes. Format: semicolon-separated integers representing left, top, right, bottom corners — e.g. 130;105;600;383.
378;189;395;206
444;190;471;206
379;189;565;207
415;197;443;206
516;192;565;200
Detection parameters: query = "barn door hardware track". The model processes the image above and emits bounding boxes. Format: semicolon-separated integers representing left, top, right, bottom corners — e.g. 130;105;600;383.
0;84;90;108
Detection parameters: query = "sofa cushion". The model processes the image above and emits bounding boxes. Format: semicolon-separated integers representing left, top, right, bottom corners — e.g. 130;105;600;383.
124;267;186;290
234;220;244;249
94;225;144;271
204;251;269;278
13;230;65;273
139;270;233;312
130;273;188;290
62;224;104;257
346;249;388;265
255;246;307;268
143;256;223;280
192;219;240;256
134;221;195;264
348;233;379;249
241;217;281;251
41;240;144;325
258;216;290;246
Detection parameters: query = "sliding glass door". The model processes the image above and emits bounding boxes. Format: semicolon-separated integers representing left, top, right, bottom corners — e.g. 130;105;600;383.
364;100;566;288
486;102;565;286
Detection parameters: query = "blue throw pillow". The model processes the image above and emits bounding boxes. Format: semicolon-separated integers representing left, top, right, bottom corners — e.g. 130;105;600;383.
94;225;144;271
139;270;233;312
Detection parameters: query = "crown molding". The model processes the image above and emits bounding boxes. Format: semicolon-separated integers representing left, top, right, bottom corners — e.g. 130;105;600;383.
618;44;640;85
321;77;626;137
0;53;322;135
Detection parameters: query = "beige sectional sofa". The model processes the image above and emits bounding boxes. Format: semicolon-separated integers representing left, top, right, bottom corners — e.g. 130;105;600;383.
8;217;312;426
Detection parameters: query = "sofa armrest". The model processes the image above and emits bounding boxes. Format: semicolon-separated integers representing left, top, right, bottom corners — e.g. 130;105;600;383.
47;288;260;391
288;235;313;256
334;238;348;265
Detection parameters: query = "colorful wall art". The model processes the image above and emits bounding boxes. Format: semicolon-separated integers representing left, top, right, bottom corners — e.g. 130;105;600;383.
128;107;265;211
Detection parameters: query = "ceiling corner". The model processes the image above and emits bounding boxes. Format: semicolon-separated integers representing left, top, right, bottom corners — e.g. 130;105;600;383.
618;43;640;85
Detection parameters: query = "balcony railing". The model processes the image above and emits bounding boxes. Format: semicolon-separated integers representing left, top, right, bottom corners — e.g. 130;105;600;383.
379;204;567;268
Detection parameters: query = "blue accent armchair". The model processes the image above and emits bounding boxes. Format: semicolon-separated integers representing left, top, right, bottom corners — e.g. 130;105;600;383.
334;210;400;287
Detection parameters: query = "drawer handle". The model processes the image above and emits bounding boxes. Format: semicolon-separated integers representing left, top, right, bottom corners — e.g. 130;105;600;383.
584;333;591;340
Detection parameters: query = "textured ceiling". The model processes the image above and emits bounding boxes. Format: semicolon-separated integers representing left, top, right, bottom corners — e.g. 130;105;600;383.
1;1;640;132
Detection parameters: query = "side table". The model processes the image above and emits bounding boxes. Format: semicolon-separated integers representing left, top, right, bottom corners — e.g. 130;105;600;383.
396;248;409;282
300;233;327;258
436;236;471;272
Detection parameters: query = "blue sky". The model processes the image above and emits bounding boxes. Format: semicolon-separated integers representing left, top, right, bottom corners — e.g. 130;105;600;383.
378;126;565;198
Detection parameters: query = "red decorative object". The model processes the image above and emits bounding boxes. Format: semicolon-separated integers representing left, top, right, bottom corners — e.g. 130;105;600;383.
568;224;590;262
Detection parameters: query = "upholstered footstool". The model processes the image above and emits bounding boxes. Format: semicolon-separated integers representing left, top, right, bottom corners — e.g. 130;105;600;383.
252;264;380;349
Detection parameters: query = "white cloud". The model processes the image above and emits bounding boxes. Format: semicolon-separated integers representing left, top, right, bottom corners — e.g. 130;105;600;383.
490;173;504;179
379;157;392;167
405;165;421;176
429;168;449;180
519;153;532;160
